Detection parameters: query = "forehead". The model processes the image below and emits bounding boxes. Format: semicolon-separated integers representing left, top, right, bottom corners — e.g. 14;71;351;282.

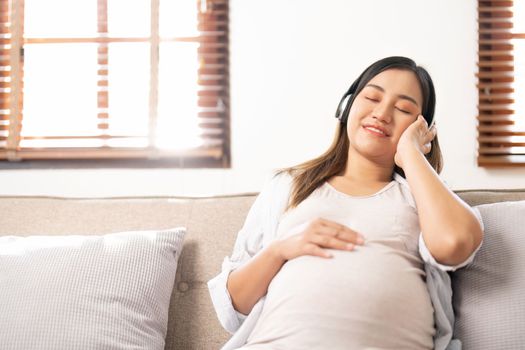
365;69;423;105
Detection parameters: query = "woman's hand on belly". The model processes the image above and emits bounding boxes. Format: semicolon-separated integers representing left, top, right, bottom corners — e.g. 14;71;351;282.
273;218;365;261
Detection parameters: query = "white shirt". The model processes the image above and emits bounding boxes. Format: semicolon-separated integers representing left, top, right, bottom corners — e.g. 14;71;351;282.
207;172;483;350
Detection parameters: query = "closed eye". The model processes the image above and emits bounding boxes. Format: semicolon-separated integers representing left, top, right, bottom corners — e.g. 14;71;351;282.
365;97;379;102
396;107;411;114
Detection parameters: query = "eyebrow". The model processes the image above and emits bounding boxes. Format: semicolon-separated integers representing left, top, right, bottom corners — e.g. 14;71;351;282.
364;84;419;107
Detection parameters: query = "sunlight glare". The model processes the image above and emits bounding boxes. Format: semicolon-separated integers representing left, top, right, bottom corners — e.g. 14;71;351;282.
108;0;150;37
24;0;96;38
20;1;204;150
159;0;199;38
0;235;85;256
156;42;201;150
22;44;98;140
107;43;150;138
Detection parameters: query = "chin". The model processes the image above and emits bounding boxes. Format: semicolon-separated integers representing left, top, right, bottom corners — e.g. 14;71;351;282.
354;145;394;162
354;141;391;156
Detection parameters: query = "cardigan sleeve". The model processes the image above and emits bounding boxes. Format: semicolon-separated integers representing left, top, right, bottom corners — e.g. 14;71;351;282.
207;173;287;334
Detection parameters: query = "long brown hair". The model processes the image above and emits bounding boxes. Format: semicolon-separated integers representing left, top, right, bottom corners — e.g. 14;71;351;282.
277;56;443;210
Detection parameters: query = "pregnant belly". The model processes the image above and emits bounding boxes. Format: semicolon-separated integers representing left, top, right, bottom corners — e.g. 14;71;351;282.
246;243;435;349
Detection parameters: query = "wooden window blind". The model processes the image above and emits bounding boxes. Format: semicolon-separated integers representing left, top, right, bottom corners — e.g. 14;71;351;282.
478;0;525;166
0;0;230;167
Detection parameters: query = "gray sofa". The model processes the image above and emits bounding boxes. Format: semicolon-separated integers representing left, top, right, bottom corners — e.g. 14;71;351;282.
1;188;524;349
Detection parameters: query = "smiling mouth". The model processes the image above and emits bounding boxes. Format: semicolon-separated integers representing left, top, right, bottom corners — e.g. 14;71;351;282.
363;126;389;137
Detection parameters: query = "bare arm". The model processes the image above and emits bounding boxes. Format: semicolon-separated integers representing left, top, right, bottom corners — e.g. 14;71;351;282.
396;116;483;266
403;149;482;265
227;242;284;315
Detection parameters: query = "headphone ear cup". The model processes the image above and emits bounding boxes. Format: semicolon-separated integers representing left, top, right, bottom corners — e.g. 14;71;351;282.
335;77;360;124
335;93;352;124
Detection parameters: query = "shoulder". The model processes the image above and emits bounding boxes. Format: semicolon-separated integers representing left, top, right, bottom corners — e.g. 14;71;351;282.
250;171;294;214
392;172;417;209
264;170;294;196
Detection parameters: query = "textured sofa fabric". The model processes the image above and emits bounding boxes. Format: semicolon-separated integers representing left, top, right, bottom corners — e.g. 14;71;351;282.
451;200;525;349
0;195;253;350
0;229;186;350
1;189;524;350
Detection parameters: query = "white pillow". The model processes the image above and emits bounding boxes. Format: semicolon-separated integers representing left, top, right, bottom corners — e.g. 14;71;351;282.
452;200;525;349
0;228;186;350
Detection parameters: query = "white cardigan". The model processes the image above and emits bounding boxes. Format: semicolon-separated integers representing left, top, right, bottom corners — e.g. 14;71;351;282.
208;172;483;350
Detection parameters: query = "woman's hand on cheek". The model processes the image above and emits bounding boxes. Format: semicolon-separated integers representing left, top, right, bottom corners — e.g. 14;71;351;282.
394;115;437;169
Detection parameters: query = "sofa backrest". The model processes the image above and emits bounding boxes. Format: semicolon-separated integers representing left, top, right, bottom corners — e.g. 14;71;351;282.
1;189;524;349
0;194;254;350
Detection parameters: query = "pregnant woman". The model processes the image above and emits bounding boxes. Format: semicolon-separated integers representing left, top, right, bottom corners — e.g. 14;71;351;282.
208;56;483;350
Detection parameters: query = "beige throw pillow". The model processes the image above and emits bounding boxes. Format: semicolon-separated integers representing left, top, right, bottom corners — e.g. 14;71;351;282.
0;228;186;350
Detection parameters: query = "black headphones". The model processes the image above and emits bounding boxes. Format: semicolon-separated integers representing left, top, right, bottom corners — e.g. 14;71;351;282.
334;78;360;125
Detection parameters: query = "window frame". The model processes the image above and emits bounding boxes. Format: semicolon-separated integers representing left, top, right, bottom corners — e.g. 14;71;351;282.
0;0;230;168
477;0;525;167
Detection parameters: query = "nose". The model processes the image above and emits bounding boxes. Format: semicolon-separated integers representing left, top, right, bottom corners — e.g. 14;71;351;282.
372;101;392;124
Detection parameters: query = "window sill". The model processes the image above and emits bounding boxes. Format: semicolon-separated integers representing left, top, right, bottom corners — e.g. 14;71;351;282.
0;157;231;170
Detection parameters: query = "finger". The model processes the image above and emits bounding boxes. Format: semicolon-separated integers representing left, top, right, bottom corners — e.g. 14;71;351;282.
424;127;436;143
418;115;428;128
304;243;333;258
317;218;345;236
309;232;356;251
316;218;359;237
413;117;429;135
317;221;365;244
423;142;432;154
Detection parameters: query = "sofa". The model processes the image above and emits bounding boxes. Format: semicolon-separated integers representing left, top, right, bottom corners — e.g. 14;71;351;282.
1;188;524;350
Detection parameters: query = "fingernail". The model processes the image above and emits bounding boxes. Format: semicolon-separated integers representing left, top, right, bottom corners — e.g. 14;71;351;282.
325;252;333;258
346;243;354;250
356;238;364;245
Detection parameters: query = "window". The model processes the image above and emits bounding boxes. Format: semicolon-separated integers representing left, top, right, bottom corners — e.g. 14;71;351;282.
0;0;230;167
477;0;524;166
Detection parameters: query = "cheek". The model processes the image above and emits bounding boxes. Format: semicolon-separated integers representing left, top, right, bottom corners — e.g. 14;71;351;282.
392;121;414;141
347;100;368;120
347;104;367;128
346;116;362;140
346;107;359;124
399;123;412;134
399;116;417;131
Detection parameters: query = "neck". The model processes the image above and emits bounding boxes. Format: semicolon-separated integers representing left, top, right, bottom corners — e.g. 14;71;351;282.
341;148;394;184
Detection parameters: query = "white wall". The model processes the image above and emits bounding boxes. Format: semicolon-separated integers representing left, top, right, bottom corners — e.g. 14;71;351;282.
1;0;524;197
